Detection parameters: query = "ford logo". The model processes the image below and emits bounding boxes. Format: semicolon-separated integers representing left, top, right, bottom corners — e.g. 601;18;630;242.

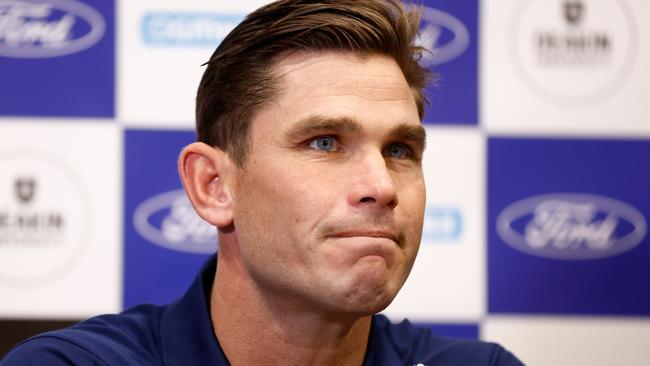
415;6;470;66
0;0;105;58
133;189;218;254
497;193;647;260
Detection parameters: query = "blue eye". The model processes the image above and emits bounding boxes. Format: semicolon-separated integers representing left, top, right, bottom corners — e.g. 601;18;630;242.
385;143;409;159
309;136;338;152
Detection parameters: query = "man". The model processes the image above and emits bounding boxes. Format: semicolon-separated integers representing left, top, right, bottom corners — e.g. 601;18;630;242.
2;1;523;365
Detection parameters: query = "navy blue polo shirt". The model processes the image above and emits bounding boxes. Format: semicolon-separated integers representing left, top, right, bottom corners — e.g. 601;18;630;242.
2;256;523;365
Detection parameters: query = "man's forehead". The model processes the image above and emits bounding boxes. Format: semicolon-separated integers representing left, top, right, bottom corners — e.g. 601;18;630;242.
271;51;415;104
274;51;403;78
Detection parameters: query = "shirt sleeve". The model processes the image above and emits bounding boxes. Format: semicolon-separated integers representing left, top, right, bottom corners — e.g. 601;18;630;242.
1;336;105;366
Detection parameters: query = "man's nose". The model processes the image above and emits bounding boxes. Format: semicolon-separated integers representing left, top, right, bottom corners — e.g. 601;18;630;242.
347;150;398;210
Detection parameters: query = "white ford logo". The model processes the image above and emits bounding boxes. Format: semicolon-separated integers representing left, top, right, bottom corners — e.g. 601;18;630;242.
497;193;646;260
0;0;105;58
415;6;470;66
133;190;217;254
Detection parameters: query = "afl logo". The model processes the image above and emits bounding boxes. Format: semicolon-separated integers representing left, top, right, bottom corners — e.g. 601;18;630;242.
415;6;470;66
497;193;646;260
0;0;106;58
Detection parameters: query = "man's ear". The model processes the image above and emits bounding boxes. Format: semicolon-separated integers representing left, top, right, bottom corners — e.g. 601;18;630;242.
178;142;235;228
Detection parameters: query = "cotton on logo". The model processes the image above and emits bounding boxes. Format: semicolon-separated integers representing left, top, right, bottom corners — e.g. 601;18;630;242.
141;12;243;47
422;206;463;242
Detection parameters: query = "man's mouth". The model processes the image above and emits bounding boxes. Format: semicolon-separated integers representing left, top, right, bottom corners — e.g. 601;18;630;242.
329;230;398;244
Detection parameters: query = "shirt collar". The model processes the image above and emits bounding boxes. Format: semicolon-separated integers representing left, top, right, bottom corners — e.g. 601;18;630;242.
158;254;400;366
160;254;230;366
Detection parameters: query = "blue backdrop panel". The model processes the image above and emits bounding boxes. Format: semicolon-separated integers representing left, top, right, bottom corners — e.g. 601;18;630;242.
0;0;115;117
420;0;478;125
124;129;211;308
488;137;650;315
421;322;479;339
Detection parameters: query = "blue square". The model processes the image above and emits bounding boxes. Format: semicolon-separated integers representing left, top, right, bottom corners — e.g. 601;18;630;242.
419;0;478;125
488;138;650;315
0;0;114;117
418;322;479;339
124;129;215;308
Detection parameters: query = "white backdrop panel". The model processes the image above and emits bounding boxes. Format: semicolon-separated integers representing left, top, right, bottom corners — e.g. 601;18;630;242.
385;126;485;322
481;0;650;137
483;316;650;366
118;0;272;127
0;120;121;318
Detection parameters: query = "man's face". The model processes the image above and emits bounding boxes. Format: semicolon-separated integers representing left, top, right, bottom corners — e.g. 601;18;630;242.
231;52;425;315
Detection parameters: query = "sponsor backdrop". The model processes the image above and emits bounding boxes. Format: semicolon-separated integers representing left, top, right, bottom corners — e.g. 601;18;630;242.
0;0;648;364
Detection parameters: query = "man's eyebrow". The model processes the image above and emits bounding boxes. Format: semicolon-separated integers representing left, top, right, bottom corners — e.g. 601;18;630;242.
392;123;427;152
284;115;362;141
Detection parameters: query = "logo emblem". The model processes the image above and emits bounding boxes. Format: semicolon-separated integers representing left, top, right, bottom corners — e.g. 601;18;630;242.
0;0;106;58
141;12;244;47
497;193;647;260
564;1;584;25
415;6;470;66
133;189;217;254
510;0;637;105
14;177;35;204
0;151;90;285
422;206;463;242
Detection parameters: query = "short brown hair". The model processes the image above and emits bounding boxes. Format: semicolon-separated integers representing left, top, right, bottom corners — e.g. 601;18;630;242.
196;0;431;167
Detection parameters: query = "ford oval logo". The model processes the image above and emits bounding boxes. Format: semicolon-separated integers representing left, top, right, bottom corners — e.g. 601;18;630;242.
133;189;218;254
0;0;105;58
415;6;470;66
497;193;647;260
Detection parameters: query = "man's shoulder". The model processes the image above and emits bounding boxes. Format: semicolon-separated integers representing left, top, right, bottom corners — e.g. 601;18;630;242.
371;315;524;366
1;304;166;365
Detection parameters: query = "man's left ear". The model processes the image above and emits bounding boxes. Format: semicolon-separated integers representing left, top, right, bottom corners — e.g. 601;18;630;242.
178;142;235;228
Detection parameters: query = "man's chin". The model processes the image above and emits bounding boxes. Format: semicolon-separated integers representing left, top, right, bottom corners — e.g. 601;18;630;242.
338;292;396;317
331;279;399;316
314;259;405;315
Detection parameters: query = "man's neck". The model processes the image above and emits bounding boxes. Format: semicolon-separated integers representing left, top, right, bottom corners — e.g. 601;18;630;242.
210;241;372;366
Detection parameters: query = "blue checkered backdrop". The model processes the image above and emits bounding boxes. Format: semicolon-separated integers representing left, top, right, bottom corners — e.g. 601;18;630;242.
1;1;649;364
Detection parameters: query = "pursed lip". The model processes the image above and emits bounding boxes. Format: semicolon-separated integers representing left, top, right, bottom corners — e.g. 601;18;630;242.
329;230;399;244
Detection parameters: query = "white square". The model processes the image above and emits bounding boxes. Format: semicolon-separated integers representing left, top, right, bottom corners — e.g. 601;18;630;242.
0;119;121;318
384;126;486;322
483;316;650;366
481;0;650;137
117;0;272;128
